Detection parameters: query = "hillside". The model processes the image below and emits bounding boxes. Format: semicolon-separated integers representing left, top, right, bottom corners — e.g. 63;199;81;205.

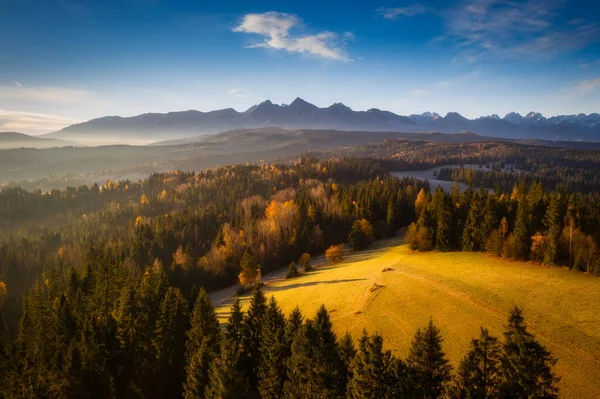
0;132;71;149
214;238;600;399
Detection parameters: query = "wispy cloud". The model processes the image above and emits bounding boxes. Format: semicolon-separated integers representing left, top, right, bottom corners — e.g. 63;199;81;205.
410;89;428;95
0;85;97;103
226;88;253;98
14;81;22;87
440;0;599;62
581;60;600;68
233;12;352;61
575;77;600;92
0;109;82;134
378;4;430;20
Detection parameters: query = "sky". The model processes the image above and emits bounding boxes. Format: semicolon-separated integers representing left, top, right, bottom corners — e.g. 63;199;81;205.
1;0;600;134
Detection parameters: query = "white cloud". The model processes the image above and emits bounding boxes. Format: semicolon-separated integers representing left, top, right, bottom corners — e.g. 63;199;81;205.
233;12;351;61
411;89;428;95
0;109;82;134
227;88;239;94
378;4;430;20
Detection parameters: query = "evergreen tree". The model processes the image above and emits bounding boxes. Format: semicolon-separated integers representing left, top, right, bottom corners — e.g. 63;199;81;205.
454;328;502;399
184;288;221;399
338;332;357;385
285;306;344;398
226;297;244;344
152;287;187;398
347;331;397;399
512;198;531;260
462;190;485;252
499;307;559;398
205;340;250;399
258;297;288;399
407;319;452;399
285;306;303;347
240;287;268;397
543;194;561;265
432;187;453;251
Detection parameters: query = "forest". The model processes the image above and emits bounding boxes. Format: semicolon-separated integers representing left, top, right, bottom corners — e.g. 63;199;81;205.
0;145;597;397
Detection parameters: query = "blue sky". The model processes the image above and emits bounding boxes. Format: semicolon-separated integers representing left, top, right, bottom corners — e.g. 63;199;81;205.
1;0;599;133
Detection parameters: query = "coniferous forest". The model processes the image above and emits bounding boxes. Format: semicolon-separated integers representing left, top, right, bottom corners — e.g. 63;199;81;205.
3;144;600;397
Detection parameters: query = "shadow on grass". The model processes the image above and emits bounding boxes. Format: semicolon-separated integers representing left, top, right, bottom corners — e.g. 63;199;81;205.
267;278;367;291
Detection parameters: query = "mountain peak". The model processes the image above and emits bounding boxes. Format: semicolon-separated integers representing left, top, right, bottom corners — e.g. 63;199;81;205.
328;102;352;112
289;97;318;110
444;112;467;121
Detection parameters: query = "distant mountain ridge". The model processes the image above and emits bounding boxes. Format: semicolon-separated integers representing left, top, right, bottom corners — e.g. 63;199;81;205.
45;98;600;143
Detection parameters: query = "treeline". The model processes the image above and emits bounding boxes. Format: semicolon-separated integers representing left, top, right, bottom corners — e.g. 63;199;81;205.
406;181;600;274
0;275;559;398
437;165;600;194
302;140;600;191
0;158;424;328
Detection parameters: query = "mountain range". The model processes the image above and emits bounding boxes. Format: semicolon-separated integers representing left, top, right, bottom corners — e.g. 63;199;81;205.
45;98;600;143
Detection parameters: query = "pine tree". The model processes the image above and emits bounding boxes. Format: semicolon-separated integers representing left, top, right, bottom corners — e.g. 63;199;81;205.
286;261;299;279
338;332;356;385
240;287;268;397
285;306;303;347
407;319;452;399
499;307;559;398
258;297;288;399
432;187;453;251
454;328;502;399
462;190;485;252
114;283;143;395
152;287;188;398
205;339;250;399
226;297;244;344
512;198;531;260
285;306;344;398
347;331;397;399
184;288;221;399
543;193;561;265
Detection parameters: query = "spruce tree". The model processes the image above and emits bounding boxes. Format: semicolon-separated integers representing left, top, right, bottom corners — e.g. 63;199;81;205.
512;198;531;260
205;339;249;399
338;332;357;385
184;288;221;399
226;297;244;344
347;331;397;399
432;187;453;251
454;328;502;399
285;306;303;347
152;287;188;398
407;319;452;399
499;307;559;398
240;287;268;397
285;306;344;398
258;297;288;399
543;194;561;265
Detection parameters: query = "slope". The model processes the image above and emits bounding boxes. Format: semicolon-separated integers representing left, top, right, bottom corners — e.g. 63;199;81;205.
214;238;600;399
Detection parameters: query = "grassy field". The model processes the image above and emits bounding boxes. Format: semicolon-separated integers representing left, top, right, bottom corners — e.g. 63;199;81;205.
214;238;600;398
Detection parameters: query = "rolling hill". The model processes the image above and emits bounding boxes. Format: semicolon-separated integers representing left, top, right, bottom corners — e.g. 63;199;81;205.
213;238;600;399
